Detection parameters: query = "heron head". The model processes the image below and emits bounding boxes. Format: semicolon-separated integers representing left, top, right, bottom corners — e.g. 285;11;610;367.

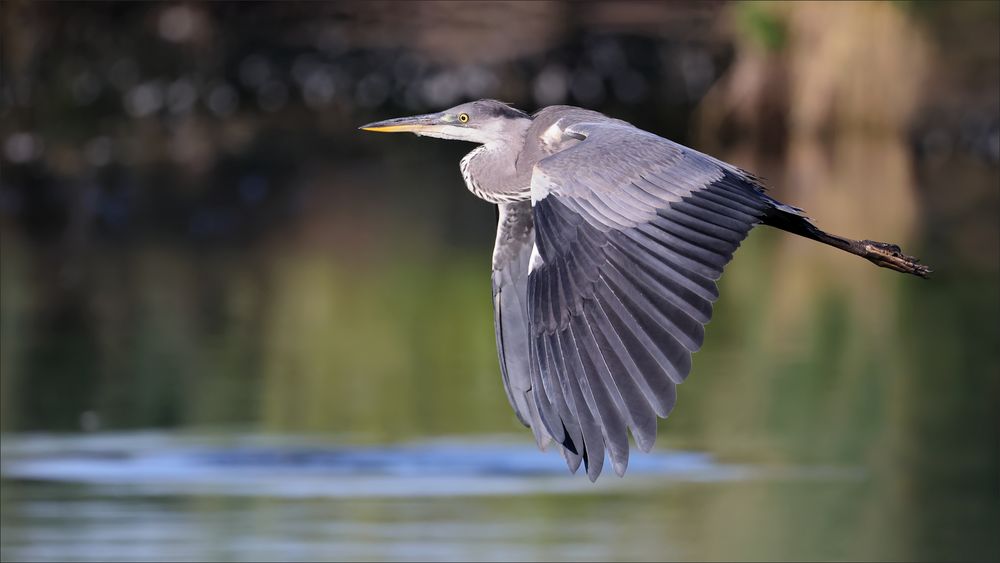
360;99;531;145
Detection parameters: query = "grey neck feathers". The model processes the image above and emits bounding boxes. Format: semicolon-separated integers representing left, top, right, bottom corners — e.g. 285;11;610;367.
461;118;533;204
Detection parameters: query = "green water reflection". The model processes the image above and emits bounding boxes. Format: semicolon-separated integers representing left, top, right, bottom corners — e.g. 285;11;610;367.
1;145;998;561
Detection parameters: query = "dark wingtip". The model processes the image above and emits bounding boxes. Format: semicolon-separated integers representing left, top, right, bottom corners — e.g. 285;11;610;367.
560;429;579;455
582;448;599;482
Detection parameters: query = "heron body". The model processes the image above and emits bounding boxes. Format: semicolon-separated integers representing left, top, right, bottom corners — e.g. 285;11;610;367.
361;100;929;481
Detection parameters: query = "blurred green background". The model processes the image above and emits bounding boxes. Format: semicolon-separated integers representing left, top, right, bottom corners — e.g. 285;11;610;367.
1;1;998;561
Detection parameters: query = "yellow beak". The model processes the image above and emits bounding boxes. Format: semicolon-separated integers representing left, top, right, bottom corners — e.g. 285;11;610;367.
359;113;442;133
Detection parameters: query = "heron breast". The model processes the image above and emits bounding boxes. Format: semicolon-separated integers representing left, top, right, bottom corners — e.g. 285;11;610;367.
460;145;529;204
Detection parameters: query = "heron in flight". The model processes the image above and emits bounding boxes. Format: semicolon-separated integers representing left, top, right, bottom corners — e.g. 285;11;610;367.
361;99;929;481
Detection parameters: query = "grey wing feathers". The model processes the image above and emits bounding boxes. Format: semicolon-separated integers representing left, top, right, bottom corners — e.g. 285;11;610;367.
491;202;556;452
525;120;771;480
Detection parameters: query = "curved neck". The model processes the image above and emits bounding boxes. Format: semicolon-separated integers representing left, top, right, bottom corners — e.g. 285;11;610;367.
462;119;533;203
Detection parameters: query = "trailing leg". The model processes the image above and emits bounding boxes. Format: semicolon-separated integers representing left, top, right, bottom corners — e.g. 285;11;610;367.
761;206;931;278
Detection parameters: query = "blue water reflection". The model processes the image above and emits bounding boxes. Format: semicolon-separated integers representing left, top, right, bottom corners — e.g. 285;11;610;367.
1;432;872;562
1;432;788;499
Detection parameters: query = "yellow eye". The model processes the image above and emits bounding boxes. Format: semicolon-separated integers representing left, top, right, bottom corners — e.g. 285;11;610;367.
458;113;469;123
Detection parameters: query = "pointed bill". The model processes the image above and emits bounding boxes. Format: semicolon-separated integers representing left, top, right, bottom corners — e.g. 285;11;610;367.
359;113;445;133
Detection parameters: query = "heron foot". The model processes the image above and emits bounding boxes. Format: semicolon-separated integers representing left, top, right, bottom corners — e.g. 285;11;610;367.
860;240;932;278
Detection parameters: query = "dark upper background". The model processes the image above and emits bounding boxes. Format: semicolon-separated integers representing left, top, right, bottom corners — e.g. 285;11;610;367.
3;1;996;255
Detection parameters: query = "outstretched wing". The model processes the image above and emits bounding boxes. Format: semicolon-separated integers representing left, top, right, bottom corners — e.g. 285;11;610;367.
525;121;772;480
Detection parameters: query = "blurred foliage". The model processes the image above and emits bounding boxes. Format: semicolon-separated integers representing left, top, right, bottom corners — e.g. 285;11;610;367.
733;2;787;52
0;1;733;248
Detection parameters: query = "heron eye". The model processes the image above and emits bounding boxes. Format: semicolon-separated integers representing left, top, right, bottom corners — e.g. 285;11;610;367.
458;113;469;123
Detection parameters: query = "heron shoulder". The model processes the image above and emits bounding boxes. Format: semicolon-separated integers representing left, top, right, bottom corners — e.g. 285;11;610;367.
527;106;625;142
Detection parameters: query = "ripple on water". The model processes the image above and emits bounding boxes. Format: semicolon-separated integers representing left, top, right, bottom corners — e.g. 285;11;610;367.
0;432;861;498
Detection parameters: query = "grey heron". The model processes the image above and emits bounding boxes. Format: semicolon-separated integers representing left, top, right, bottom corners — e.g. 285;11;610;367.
361;99;929;481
